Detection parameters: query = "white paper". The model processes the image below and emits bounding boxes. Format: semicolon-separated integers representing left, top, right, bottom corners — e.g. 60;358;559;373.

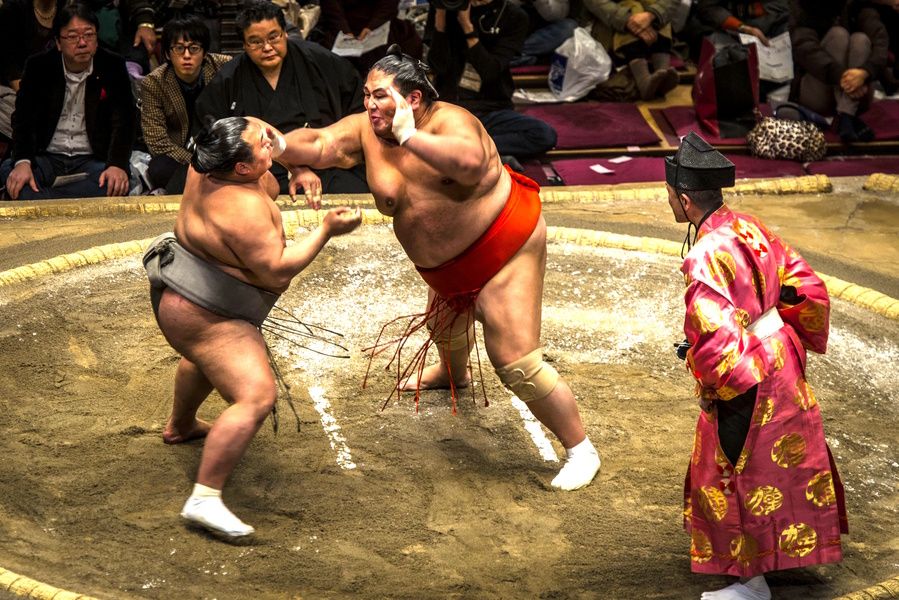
608;156;633;164
331;21;390;57
738;31;794;83
512;88;561;104
589;164;614;175
52;172;88;187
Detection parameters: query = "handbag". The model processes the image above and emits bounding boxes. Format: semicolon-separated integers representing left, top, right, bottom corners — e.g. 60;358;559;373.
746;104;827;162
692;38;760;138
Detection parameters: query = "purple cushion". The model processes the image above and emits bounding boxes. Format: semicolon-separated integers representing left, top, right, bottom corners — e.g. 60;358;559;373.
551;153;804;186
519;102;661;150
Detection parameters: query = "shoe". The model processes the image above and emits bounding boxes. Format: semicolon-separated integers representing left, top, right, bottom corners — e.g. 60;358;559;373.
851;114;875;143
836;112;859;144
655;67;679;98
180;495;255;538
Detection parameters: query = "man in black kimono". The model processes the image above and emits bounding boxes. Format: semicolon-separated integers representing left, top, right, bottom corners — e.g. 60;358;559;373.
196;0;368;196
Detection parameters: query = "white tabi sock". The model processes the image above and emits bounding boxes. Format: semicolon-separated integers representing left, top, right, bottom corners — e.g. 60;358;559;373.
180;483;255;538
550;437;601;491
700;576;771;600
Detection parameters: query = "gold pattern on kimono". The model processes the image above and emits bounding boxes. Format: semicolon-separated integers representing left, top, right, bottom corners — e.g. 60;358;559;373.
792;378;818;411
717;385;739;401
749;355;765;383
691;529;713;564
691;298;725;334
777;265;785;284
798;303;826;333
772;433;807;468
684;272;693;286
751;269;766;300
779;523;817;558
715;344;740;378
745;485;784;516
771;338;786;370
734;308;751;328
806;471;837;507
782;271;803;289
734;448;750;474
692;429;702;466
752;397;775;427
698;486;729;522
730;533;760;566
710;251;737;288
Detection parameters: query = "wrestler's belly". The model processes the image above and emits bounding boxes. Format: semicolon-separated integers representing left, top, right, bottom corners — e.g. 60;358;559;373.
393;208;499;268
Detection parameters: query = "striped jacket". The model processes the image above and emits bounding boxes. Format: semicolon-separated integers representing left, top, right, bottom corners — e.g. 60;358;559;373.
140;53;231;163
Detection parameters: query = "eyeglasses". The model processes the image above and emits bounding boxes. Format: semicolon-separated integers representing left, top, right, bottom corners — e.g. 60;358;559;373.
245;30;284;51
59;31;97;44
171;43;203;56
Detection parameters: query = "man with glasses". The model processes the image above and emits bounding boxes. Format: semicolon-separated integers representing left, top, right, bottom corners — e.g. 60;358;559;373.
140;16;232;194
196;0;368;202
1;2;135;199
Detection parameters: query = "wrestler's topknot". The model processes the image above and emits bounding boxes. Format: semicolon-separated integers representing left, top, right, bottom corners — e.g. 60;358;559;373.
370;44;439;103
190;116;255;175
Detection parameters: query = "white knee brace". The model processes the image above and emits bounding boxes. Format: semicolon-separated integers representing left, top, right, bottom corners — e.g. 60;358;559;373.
495;348;560;402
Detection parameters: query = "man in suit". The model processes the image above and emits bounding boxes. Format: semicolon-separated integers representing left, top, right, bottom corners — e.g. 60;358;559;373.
0;2;135;200
140;16;231;194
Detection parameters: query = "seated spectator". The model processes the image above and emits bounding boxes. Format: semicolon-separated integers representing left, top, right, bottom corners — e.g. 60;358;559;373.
0;0;67;141
581;0;680;100
869;0;899;93
427;0;557;168
512;0;578;66
140;17;231;194
196;0;368;195
313;0;423;74
81;0;158;76
790;0;888;143
0;3;136;200
695;0;790;47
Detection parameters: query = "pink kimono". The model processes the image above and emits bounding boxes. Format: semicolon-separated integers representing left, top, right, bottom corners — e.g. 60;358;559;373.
681;205;848;577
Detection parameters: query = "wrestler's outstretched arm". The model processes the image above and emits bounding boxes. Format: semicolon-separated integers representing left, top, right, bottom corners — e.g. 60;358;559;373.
216;187;361;292
388;87;492;186
278;114;368;206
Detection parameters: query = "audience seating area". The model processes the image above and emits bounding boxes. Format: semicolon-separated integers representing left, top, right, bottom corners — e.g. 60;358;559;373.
511;62;899;186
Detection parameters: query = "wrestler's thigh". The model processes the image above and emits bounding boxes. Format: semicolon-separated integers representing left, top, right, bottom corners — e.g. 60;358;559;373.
157;291;275;403
475;218;547;366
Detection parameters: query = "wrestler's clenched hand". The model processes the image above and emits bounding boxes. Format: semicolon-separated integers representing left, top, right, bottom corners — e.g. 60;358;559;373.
388;86;416;145
322;206;362;237
287;165;323;209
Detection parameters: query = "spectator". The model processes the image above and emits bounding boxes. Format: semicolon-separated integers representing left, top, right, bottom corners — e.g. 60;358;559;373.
0;0;67;140
0;3;136;200
512;0;578;66
581;0;680;100
140;17;231;194
695;0;790;47
313;0;423;74
81;0;158;76
427;0;557;169
790;0;888;143
869;0;899;93
196;0;368;195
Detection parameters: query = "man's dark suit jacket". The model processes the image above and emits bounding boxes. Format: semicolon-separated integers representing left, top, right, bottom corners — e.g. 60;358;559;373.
11;46;136;170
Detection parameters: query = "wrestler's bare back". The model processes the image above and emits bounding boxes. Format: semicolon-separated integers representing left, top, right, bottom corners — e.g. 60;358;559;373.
175;167;287;292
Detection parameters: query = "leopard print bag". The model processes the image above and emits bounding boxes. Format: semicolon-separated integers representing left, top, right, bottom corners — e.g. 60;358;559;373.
747;107;827;162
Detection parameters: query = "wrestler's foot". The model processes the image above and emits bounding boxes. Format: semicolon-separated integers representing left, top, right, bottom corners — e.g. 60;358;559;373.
163;418;212;444
551;437;601;491
701;576;770;600
181;484;255;539
399;364;471;392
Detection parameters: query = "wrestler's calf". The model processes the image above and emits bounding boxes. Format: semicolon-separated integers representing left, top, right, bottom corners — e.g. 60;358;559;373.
496;349;601;491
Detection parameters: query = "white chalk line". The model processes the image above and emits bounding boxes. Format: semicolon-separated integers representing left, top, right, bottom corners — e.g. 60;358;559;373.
308;385;357;470
509;393;559;462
